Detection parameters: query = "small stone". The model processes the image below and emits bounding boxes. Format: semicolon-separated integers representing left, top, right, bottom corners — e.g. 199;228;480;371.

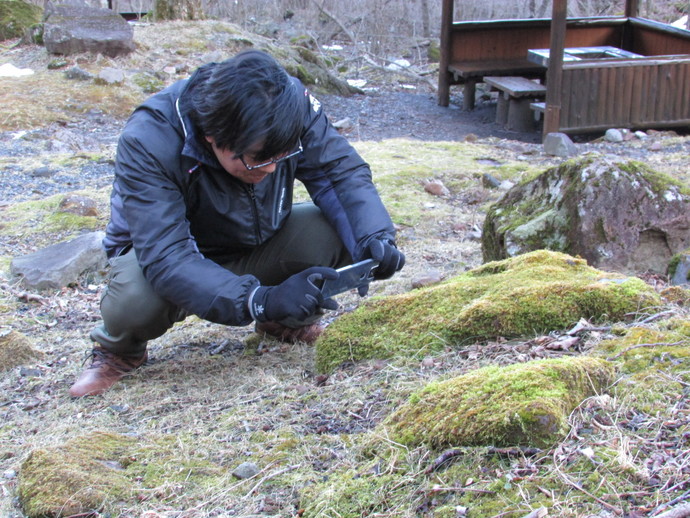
30;166;55;178
411;270;443;289
47;59;69;70
19;367;42;377
649;141;663;151
232;461;260;480
58;194;99;217
332;117;354;131
64;66;92;81
543;132;577;157
96;67;125;85
482;173;502;189
424;179;450;197
634;131;648;139
604;128;624;142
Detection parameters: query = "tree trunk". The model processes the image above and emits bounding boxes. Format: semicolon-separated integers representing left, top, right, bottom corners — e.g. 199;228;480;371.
420;0;431;37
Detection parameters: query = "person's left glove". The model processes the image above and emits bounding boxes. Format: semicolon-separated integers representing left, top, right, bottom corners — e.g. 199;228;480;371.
359;239;405;296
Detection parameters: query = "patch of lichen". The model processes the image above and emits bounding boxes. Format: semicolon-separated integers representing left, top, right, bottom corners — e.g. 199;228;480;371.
383;356;615;449
315;250;660;373
18;430;232;517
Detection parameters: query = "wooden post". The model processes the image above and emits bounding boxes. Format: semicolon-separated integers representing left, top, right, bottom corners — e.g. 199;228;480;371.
624;0;639;17
543;0;567;138
438;0;453;106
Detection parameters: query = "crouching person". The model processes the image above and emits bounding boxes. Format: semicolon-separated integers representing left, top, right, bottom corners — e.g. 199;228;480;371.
69;50;404;397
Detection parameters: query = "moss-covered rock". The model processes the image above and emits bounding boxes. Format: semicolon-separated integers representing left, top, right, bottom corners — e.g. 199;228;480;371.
384;356;616;448
315;250;660;372
0;330;43;371
18;432;136;517
18;430;231;517
482;155;690;274
0;0;42;41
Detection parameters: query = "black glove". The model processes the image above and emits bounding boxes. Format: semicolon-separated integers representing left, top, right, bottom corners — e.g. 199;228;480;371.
359;239;405;296
248;266;339;323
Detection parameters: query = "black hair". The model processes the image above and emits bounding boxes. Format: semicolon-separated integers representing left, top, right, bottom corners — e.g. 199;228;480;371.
190;50;302;161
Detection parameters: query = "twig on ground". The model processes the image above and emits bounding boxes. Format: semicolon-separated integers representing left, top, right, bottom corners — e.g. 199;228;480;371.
520;508;548;518
553;449;623;515
651;491;690;517
424;448;464;473
638;310;678;325
0;282;47;304
422;485;495;495
653;502;690;518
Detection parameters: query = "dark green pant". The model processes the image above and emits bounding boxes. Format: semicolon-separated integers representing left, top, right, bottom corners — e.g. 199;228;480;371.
90;203;351;357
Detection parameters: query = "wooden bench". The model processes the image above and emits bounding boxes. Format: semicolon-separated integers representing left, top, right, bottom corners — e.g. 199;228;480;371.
483;76;547;132
447;59;544;110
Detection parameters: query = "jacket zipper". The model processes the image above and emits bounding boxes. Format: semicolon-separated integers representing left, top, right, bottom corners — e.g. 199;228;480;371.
246;184;263;243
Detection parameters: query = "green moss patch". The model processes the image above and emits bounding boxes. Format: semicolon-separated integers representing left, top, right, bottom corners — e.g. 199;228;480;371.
0;0;42;40
316;250;660;372
19;432;137;517
384;356;616;448
0;330;43;371
18;430;234;517
0;190;108;249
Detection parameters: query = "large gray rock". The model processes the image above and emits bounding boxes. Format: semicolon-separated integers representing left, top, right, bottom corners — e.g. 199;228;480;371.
43;2;134;57
482;155;690;275
10;231;107;290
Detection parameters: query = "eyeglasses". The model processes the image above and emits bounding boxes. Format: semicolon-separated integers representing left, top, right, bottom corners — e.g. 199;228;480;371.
235;140;303;171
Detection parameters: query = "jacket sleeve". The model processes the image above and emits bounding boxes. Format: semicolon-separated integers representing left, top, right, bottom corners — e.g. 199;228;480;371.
295;86;397;260
114;125;258;326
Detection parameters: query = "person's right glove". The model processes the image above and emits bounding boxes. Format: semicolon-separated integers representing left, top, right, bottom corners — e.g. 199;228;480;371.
248;266;339;324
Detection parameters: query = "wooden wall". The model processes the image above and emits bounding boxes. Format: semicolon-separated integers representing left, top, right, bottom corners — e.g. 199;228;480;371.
559;57;690;132
628;18;690;56
448;18;626;63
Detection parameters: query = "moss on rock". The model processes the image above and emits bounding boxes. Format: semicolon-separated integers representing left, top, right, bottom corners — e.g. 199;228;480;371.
383;356;616;448
0;330;43;371
18;430;231;517
315;250;660;372
0;0;42;41
481;154;690;274
18;432;136;517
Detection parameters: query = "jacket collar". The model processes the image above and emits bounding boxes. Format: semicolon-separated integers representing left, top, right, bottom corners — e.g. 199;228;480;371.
175;89;220;170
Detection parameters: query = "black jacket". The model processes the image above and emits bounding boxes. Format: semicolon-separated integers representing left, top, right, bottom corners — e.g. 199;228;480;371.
103;66;396;326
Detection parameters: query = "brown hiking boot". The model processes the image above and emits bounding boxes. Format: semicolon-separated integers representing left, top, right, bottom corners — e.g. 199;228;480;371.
69;346;147;397
255;321;324;345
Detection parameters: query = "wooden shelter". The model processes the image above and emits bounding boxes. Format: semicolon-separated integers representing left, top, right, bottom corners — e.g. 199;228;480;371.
438;0;690;137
